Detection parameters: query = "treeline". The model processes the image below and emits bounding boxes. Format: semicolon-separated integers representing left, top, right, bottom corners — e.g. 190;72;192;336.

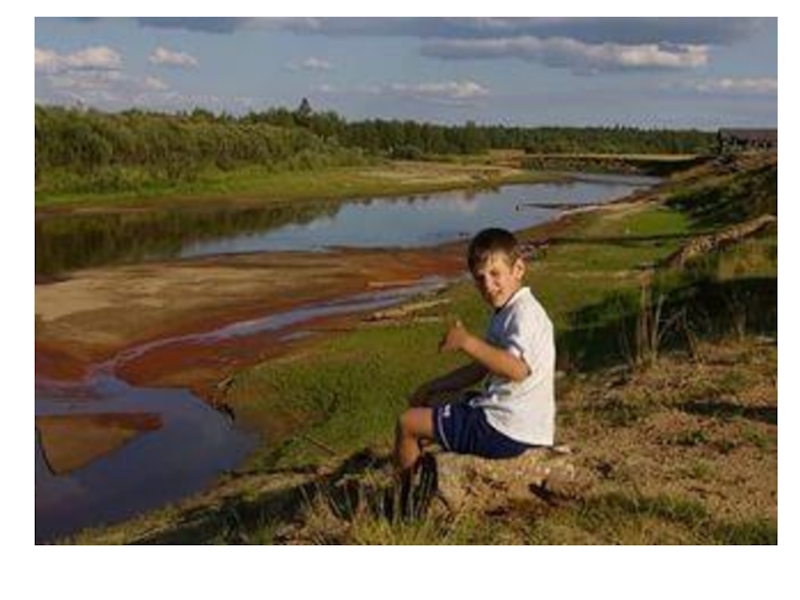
35;100;717;195
35;104;368;194
248;100;716;157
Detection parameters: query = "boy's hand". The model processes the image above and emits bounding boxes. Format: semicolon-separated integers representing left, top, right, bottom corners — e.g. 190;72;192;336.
439;319;471;353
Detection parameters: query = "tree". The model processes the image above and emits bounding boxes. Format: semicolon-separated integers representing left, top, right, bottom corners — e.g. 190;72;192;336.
295;97;313;127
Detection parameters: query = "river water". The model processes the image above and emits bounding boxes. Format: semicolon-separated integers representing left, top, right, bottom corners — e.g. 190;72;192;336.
35;174;658;275
35;174;658;542
35;279;448;542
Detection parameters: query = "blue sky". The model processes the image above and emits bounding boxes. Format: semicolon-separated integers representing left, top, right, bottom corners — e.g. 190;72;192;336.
34;15;778;130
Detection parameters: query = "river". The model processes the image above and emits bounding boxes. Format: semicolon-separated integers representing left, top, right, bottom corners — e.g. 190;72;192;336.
35;174;658;542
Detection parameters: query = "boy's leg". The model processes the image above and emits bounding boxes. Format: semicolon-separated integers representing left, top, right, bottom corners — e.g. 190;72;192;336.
394;407;435;472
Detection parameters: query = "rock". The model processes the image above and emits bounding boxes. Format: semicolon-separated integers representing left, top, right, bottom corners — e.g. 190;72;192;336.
417;445;588;515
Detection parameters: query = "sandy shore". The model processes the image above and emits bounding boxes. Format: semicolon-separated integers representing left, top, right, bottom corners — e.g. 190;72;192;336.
35;245;467;396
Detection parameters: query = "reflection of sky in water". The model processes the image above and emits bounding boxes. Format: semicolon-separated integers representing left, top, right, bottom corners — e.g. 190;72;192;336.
180;178;656;257
35;376;257;543
35;279;446;542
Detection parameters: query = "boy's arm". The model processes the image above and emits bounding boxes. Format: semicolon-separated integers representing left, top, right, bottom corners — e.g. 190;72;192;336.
409;361;488;407
440;319;530;383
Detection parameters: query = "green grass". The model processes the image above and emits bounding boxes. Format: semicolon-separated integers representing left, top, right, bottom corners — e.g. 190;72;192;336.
230;200;705;469
35;160;556;209
525;491;776;545
286;488;776;545
666;159;777;229
234;319;474;470
230;199;716;470
347;511;504;545
246;182;774;463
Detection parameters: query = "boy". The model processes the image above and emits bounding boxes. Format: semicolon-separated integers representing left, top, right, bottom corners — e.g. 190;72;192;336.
394;227;555;473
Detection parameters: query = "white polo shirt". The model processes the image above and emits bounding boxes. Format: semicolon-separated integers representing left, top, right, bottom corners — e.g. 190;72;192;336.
470;286;556;446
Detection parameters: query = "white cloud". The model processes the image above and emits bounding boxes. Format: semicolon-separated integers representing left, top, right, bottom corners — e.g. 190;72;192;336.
35;48;62;73
149;47;199;68
36;45;177;110
301;56;331;70
422;36;709;74
144;76;169;91
42;69;172;107
388;80;490;100
693;77;777;95
287;56;333;71
35;46;123;74
313;80;489;104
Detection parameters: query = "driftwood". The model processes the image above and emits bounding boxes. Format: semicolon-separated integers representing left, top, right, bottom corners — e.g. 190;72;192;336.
410;445;592;516
664;214;776;268
516;202;595;211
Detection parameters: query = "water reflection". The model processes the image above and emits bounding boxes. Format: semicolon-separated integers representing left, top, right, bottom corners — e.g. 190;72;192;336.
35;278;446;542
35;200;339;275
35;377;257;543
35;175;658;275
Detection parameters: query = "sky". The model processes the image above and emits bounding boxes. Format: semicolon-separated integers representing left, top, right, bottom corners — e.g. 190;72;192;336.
34;15;778;130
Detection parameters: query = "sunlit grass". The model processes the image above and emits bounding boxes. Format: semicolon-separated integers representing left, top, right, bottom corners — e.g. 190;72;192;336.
35;160;555;208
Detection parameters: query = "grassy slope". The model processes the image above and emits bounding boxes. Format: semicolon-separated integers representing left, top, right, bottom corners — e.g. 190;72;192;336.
70;153;777;545
230;202;696;472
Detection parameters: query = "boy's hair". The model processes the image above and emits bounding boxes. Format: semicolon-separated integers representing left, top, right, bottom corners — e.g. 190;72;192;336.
467;228;521;272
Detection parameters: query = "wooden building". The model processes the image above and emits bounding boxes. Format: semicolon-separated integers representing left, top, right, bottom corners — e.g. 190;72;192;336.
717;128;778;154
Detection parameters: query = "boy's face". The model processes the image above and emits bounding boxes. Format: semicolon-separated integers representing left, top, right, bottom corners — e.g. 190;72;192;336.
470;251;525;309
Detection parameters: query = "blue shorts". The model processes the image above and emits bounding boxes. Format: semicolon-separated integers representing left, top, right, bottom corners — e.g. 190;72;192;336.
432;401;533;459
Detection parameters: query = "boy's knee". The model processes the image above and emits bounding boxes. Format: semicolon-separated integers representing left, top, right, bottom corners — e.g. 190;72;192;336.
397;407;434;439
397;410;414;436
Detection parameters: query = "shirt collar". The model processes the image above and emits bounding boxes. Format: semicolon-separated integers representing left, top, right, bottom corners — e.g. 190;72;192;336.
494;286;528;314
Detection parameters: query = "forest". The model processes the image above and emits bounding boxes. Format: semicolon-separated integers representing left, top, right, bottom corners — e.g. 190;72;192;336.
35;100;717;195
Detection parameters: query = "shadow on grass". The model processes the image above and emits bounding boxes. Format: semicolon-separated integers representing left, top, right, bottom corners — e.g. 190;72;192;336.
567;491;777;544
678;400;777;426
126;448;425;544
549;232;703;249
557;276;776;373
666;162;776;230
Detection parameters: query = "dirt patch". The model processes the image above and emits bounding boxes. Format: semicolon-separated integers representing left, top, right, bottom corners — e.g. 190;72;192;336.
367;160;524;184
556;338;777;524
35;245;466;395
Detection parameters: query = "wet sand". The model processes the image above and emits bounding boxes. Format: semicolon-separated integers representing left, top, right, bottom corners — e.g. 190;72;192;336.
35;244;467;403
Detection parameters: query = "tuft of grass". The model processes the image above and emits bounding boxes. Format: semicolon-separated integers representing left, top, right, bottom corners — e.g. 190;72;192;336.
670;428;710;447
347;512;503;545
526;491;776;545
683;460;714;481
593;397;654;428
711;518;777;545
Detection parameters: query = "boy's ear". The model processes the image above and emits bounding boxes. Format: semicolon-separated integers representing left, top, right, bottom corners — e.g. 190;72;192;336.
513;257;526;280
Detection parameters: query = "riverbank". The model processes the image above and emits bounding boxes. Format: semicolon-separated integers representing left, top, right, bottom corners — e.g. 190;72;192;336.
38;152;777;543
37;166;652;543
35;155;563;211
35;245;467;394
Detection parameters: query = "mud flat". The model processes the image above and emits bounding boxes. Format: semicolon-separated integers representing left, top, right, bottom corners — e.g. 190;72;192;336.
35;245;466;394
